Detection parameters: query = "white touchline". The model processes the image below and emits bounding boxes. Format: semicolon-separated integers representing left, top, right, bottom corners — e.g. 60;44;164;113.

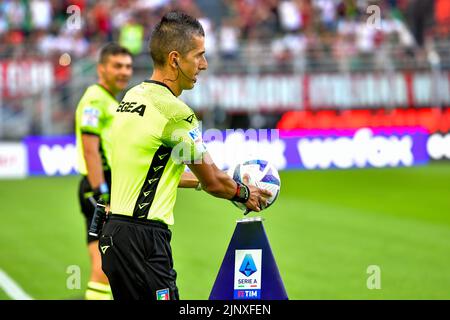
0;269;33;300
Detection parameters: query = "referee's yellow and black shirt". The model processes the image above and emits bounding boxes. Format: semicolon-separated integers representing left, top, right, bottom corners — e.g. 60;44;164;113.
109;80;206;225
75;84;118;175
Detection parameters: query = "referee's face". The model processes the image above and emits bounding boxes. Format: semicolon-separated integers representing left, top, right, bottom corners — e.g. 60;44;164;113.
98;54;133;94
179;35;208;90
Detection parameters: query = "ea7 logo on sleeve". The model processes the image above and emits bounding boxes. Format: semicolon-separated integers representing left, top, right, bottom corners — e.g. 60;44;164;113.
116;101;146;117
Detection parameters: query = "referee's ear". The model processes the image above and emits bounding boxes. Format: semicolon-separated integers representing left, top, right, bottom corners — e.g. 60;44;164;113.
97;63;106;79
168;51;180;69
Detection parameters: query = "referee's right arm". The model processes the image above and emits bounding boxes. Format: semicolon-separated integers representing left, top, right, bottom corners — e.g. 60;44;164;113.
82;134;106;190
162;112;271;213
187;154;272;213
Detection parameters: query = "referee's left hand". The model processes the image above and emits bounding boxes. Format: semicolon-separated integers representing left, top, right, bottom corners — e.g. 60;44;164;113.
243;174;272;213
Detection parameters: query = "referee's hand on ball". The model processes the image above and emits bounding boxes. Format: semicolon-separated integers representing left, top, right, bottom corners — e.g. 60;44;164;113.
243;174;272;213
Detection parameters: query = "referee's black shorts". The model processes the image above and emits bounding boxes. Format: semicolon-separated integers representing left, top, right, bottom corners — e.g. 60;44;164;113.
78;170;111;243
99;214;179;300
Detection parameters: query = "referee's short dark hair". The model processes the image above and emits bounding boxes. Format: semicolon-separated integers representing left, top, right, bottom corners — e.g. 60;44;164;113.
99;43;133;64
150;11;205;67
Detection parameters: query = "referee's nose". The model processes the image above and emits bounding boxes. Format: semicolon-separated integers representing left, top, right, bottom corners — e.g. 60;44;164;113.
199;55;208;71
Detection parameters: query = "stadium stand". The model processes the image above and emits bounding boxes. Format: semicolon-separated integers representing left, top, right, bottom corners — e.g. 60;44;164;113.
0;0;449;138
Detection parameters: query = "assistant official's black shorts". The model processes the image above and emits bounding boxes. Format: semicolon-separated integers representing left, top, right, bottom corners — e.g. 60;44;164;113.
99;214;179;300
78;170;111;243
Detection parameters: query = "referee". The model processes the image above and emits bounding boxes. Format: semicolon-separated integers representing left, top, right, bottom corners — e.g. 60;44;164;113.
75;43;133;300
100;11;272;300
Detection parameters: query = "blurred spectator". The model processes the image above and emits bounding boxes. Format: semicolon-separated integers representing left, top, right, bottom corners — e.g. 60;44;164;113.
219;17;240;60
136;0;171;11
0;0;446;70
171;0;203;17
435;0;450;37
278;0;302;32
3;0;27;30
2;0;450;139
199;16;218;60
30;0;52;30
315;0;337;31
119;15;144;55
89;1;113;41
271;32;307;70
405;0;435;47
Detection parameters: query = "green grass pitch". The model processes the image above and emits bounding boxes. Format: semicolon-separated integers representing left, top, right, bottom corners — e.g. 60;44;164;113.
1;164;450;300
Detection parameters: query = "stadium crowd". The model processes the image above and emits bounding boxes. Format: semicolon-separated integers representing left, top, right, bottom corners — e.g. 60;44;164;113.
0;0;449;138
0;0;448;64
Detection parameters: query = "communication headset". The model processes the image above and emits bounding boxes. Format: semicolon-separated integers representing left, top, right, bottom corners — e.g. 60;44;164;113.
174;58;196;82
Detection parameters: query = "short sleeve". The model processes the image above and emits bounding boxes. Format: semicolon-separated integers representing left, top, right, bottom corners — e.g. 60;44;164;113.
79;100;103;135
161;113;207;163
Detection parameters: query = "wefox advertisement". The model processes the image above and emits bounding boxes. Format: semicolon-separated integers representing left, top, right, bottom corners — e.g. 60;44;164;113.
19;127;431;177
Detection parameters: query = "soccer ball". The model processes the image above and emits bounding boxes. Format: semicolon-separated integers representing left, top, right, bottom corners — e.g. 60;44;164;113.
227;159;281;211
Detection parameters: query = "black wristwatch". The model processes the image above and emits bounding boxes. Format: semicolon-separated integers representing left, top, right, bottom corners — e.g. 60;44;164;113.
231;181;250;203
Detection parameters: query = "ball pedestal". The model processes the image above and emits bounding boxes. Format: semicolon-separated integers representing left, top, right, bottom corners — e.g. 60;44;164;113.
209;217;288;300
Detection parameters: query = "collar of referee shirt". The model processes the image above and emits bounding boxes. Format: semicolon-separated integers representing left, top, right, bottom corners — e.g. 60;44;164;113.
96;83;117;100
144;80;176;97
